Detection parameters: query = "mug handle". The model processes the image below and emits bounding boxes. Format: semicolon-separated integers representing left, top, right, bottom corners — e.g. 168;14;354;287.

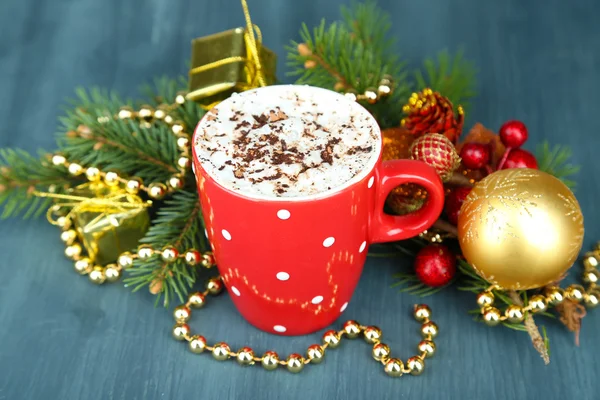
369;159;445;244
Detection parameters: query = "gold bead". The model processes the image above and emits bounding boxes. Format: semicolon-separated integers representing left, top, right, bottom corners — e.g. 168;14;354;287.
173;305;191;322
137;245;155;260
566;284;585;302
529;294;548;313
377;84;392;97
414;304;432;322
583;270;600;284
384;358;403;377
407;356;425;375
286;354;305;373
117;252;134;269
56;216;72;230
476;292;495;308
482;307;502;326
372;343;391;361
88;266;106;284
261;351;279;370
236;347;255;365
505;305;525;323
74;258;92;275
51;154;67;166
184;249;201;266
138;105;154;121
148;182;167;199
307;344;325;363
65;243;82;260
161;246;179;262
206;278;223;295
164;114;174;125
212;342;231;360
60;229;77;245
175;92;187;105
172;121;185;135
583;252;599;270
172;323;191;341
188;292;206;308
201;253;215;268
176;134;190;150
177;156;191;170
104;264;121;282
364;88;378;104
421;321;439;337
67;163;83;176
584;290;600;308
344;91;357;102
417;340;436;358
322;330;341;348
118;107;134;119
153;106;167;120
363;326;382;344
380;74;393;86
188;335;207;353
85;167;101;181
126;178;142;194
168;175;184;190
545;286;565;306
342;320;361;338
104;171;120;187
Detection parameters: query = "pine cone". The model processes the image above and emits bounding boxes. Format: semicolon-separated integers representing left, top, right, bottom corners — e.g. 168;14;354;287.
401;89;465;144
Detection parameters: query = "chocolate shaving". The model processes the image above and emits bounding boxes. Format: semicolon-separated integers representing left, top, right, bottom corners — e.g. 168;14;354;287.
281;140;288;152
269;108;288;122
263;172;283;181
234;169;244;178
252;113;269;129
320;150;333;164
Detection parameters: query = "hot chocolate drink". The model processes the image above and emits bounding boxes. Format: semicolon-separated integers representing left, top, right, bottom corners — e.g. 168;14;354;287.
193;85;380;198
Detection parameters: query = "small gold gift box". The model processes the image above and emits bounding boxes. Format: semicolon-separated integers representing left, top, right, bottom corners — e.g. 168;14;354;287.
187;27;277;107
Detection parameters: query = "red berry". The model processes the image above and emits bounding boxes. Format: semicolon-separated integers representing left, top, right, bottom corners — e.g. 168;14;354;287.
459;143;490;169
499;120;528;148
500;148;538;169
414;244;456;287
445;187;472;225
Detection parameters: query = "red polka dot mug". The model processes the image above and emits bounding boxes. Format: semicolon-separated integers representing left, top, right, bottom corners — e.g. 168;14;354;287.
192;85;445;336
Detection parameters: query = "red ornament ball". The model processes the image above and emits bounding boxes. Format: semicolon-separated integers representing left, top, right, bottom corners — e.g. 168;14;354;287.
414;244;456;287
499;120;528;148
409;133;461;182
459;143;490;169
500;148;538;169
445;187;472;225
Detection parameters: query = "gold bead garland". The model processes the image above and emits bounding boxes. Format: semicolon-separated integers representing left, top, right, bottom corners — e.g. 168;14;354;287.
172;282;438;376
343;75;394;105
476;242;600;326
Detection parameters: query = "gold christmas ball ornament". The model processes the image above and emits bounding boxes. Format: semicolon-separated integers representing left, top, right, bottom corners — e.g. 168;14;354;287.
173;305;192;322
482;307;501;326
307;344;325;363
505;305;525;323
458;169;584;290
476;292;495;308
342;320;361;338
545;286;565;305
88;266;106;284
236;347;255;365
417;340;436;358
188;335;207;354
407;356;425;375
384;358;404;377
212;342;231;360
421;321;438;338
322;330;341;348
363;326;382;344
261;351;280;370
187;292;206;308
286;354;305;373
372;343;391;361
104;264;121;282
413;304;432;322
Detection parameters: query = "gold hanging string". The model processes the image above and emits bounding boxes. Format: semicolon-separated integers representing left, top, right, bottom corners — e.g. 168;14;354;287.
188;0;267;97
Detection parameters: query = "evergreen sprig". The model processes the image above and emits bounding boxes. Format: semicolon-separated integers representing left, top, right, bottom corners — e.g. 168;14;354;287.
414;48;477;113
536;141;580;189
0;149;75;219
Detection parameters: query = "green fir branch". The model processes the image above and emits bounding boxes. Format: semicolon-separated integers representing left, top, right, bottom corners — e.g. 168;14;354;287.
535;141;580;189
340;0;394;53
414;48;477;113
0;148;76;219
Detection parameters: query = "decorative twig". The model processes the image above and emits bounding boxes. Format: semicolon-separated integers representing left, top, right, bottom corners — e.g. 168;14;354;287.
555;299;587;346
433;219;458;237
509;291;550;364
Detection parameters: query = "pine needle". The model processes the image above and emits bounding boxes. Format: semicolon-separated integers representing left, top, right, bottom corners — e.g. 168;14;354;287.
535;141;580;189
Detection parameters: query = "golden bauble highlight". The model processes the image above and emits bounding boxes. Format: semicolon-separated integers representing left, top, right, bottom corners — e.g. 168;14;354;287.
458;169;584;290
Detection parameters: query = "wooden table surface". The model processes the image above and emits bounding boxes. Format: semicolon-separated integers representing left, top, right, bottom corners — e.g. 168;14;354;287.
1;0;599;399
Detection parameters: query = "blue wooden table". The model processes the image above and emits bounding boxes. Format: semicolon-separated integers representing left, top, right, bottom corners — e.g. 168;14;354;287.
1;0;599;399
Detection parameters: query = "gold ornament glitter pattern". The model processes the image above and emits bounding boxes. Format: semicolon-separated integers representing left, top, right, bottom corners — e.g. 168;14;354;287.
458;169;584;290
